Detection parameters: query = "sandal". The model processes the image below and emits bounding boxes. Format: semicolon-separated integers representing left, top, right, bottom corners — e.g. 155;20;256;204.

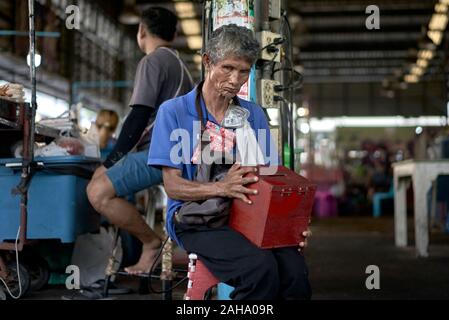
90;279;132;295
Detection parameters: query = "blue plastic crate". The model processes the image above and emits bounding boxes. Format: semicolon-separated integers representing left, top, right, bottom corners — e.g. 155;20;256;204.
0;156;100;243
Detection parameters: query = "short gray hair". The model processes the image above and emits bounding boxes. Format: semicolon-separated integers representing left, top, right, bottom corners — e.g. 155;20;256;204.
205;24;260;65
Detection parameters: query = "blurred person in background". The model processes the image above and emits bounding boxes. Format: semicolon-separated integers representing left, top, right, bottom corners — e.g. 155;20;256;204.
95;109;119;160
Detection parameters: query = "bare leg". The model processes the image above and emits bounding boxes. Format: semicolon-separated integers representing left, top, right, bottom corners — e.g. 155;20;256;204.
87;174;162;274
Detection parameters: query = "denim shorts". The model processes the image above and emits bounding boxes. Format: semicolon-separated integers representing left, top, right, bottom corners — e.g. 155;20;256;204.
106;150;163;197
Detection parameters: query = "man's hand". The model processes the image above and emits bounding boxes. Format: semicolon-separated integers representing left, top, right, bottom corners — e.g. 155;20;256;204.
298;218;313;252
92;165;107;181
216;163;259;204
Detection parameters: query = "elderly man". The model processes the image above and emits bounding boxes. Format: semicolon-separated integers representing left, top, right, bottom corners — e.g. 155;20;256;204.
148;24;311;300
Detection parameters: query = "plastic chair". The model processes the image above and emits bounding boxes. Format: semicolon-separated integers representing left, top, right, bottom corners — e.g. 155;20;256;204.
372;183;394;218
313;189;338;218
428;175;449;232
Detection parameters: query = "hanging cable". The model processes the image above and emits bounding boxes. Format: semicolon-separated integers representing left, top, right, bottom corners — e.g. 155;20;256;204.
0;227;22;299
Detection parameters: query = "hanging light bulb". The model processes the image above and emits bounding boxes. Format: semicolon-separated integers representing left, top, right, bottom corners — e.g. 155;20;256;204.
27;50;41;68
119;0;140;25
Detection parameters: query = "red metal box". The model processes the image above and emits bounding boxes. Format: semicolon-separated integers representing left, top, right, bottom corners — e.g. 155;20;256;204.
229;166;316;249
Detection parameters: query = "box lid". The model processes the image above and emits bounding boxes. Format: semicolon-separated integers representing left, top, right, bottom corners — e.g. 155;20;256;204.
256;165;316;192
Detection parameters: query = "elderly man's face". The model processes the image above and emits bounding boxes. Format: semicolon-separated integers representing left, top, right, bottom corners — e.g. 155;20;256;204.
204;55;252;99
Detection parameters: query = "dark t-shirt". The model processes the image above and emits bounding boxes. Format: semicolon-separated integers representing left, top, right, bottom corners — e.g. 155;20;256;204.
130;47;193;148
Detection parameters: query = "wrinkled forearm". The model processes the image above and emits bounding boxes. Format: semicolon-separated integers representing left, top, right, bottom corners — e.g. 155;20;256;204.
163;169;224;201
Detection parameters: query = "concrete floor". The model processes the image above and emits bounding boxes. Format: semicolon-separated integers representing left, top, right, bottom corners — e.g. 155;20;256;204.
18;216;449;300
307;217;449;300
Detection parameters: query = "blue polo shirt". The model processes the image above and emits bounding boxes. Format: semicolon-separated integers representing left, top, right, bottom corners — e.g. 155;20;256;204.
147;86;278;246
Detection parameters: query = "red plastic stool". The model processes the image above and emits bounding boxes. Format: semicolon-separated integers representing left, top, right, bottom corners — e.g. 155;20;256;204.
185;253;219;300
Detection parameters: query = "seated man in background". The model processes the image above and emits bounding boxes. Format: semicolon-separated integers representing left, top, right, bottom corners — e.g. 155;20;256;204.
87;7;193;275
148;24;312;300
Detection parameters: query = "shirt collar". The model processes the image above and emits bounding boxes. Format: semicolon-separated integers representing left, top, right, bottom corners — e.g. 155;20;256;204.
185;86;255;124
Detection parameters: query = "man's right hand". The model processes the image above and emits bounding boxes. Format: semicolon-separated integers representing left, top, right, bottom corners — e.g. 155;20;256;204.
92;165;107;181
216;163;259;204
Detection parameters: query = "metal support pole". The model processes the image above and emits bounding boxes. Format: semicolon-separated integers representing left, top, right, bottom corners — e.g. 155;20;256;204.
0;0;37;252
0;30;60;37
0;0;38;252
28;0;37;147
16;0;37;251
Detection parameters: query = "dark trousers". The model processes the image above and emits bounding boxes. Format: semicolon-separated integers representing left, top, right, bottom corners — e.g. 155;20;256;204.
175;222;312;300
